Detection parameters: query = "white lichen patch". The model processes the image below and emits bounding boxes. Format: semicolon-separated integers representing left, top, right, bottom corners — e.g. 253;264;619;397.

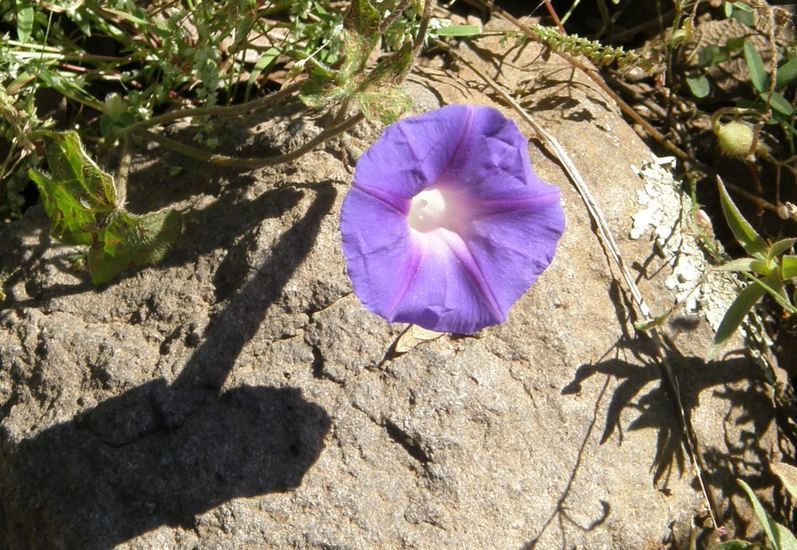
629;157;738;331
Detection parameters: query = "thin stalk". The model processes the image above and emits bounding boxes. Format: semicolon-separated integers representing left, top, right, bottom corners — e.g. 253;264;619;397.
135;112;364;169
124;80;304;133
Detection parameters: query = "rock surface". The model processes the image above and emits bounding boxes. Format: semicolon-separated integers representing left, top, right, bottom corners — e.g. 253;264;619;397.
0;32;778;549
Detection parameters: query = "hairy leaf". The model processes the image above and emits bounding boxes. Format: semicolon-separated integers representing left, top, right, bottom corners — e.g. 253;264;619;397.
88;209;182;285
29;131;117;245
29;131;182;285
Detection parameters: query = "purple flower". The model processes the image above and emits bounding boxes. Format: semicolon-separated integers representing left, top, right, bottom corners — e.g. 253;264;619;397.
340;104;565;334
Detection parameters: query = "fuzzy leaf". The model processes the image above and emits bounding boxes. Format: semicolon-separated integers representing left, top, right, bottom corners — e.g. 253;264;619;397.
435;25;482;37
29;131;117;245
716;257;758;273
88;208;182;285
29;131;181;286
344;0;380;38
717;177;768;260
744;41;767;93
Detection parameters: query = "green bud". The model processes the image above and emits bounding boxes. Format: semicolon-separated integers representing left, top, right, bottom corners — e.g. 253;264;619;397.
103;93;126;121
715;121;755;158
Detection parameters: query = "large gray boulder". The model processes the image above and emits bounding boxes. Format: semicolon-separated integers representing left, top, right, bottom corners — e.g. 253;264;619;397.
0;35;776;548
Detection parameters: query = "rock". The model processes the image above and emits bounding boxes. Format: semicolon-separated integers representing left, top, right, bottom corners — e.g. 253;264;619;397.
0;28;778;550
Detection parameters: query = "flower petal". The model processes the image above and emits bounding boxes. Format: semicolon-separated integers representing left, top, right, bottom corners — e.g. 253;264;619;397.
389;229;503;333
341;104;566;334
352;105;474;201
340;187;418;319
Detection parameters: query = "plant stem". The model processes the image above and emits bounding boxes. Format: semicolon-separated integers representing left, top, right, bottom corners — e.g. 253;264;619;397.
124;80;305;134
135;112;364;169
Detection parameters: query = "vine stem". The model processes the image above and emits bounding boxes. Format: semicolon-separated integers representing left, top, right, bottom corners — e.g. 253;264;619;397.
124;80;305;134
135;113;364;170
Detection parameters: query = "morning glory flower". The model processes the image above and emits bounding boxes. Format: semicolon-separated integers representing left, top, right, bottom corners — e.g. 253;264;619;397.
340;104;565;334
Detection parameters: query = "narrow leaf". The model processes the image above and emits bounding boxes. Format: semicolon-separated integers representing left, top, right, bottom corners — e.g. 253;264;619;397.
744;41;767;93
710;277;767;357
738;479;780;550
717;177;768;260
435;25;482;37
768;238;796;262
716;257;757;272
713;542;754;550
742;271;796;313
16;4;34;43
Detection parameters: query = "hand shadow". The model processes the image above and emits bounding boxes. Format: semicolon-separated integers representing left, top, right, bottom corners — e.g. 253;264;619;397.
0;185;337;549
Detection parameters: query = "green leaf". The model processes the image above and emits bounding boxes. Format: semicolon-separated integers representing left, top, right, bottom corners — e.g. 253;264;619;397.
686;74;710;98
769;92;794;116
723;1;733;18
698;45;728;67
772;463;797;501
434;25;482;37
731;5;755;26
768;238;796;262
245;47;281;100
713;541;754;550
742;271;796;313
716;257;758;272
29;131;181;286
16;3;34;43
744;41;767;93
344;0;381;38
782;255;797;280
737;479;783;550
717;177;768;260
88;209;182;285
29;131;118;245
776;58;797;89
710;276;768;357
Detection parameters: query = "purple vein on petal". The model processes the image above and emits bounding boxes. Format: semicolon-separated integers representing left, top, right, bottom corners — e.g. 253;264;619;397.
436;105;474;185
352;183;409;214
386;238;426;320
469;192;561;220
436;229;504;322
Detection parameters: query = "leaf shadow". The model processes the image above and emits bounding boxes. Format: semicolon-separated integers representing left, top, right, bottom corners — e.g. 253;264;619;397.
561;340;776;532
0;185;337;548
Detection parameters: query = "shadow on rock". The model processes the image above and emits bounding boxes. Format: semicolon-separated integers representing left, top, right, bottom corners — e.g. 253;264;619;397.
562;342;776;530
0;383;330;549
0;186;337;548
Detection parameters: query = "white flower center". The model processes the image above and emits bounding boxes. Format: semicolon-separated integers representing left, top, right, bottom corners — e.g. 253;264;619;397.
408;188;448;232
